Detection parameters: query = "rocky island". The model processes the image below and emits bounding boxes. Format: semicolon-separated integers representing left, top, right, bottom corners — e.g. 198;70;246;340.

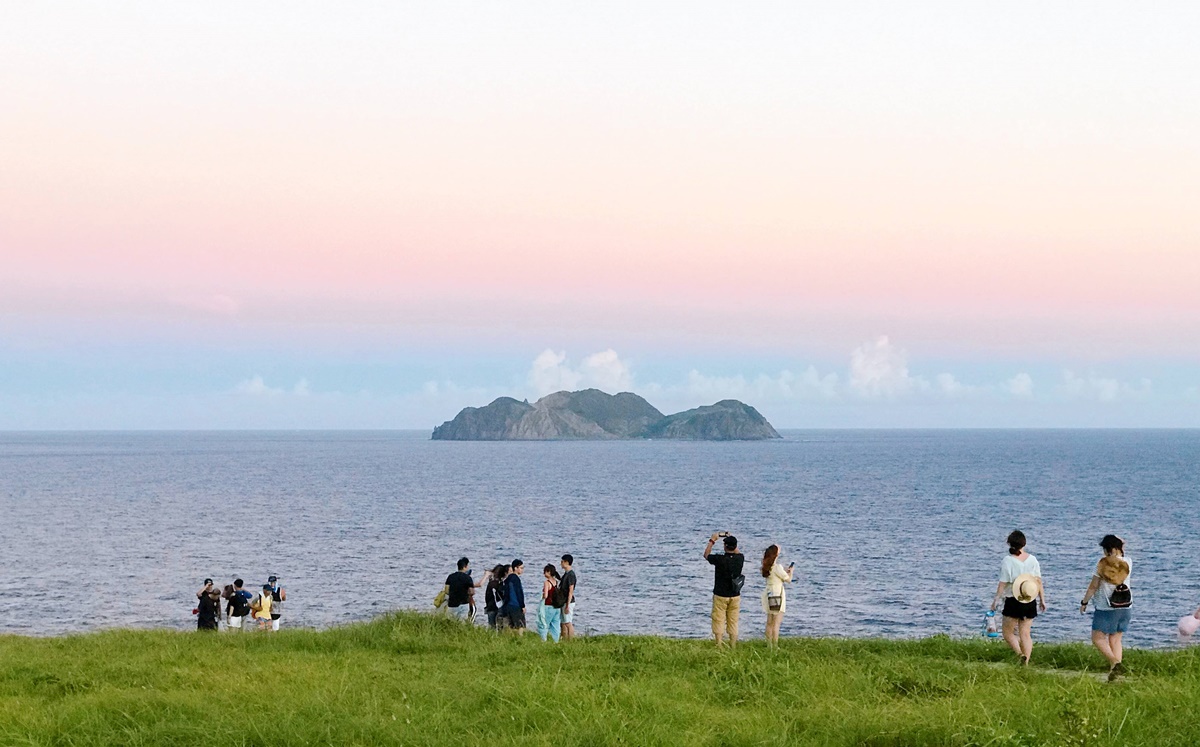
432;389;781;441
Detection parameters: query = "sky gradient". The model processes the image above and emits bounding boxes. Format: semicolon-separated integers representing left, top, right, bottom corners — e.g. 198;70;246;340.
2;3;1198;428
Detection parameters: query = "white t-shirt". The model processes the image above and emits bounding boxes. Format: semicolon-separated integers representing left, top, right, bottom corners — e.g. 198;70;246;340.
999;553;1042;599
1093;556;1131;611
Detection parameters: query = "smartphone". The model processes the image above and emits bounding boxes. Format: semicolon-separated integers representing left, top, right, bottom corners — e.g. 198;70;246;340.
787;562;795;569
718;532;729;537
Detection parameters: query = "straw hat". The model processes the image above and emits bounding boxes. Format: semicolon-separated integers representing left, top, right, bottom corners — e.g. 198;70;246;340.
1097;556;1130;585
1012;573;1040;603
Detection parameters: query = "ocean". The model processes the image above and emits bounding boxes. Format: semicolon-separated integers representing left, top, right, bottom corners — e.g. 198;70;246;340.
2;430;1198;647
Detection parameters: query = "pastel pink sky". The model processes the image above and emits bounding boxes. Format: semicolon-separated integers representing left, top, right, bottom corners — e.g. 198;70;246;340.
3;3;1199;360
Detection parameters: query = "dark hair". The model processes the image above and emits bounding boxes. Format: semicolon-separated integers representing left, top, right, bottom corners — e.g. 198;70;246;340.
543;564;560;578
561;554;574;565
724;535;738;551
511;559;523;569
1099;534;1125;555
761;544;780;578
262;583;272;590
457;557;470;570
234;578;243;588
492;564;506;578
1007;530;1026;556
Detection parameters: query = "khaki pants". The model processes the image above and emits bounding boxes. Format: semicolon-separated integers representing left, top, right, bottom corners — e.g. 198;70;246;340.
711;594;740;646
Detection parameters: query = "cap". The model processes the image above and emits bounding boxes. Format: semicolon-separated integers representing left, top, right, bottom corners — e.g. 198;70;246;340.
268;575;278;583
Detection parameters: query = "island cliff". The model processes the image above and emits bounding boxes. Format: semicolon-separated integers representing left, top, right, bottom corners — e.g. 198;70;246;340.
431;389;780;441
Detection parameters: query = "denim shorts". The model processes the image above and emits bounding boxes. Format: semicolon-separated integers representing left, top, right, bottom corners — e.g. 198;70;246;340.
1092;608;1132;634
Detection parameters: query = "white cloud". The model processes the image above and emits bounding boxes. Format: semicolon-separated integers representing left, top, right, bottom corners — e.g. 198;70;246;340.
935;373;978;398
234;375;313;397
682;366;840;402
580;349;633;393
528;350;583;395
848;336;927;398
1060;371;1152;402
1004;373;1034;398
527;349;633;396
235;375;284;396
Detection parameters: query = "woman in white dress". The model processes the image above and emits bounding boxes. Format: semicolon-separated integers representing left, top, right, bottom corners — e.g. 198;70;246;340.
989;530;1046;665
760;544;794;648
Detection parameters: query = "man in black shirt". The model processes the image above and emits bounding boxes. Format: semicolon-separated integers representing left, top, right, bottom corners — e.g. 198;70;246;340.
704;532;744;648
559;554;577;641
445;557;488;621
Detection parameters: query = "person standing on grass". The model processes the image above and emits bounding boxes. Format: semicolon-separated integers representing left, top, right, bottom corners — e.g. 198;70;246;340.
196;580;222;632
990;530;1046;666
537;565;562;642
225;578;253;632
760;544;794;648
503;559;527;633
484;564;508;630
445;557;488;621
267;576;287;632
704;532;744;648
251;583;274;631
1080;534;1133;681
559;554;578;641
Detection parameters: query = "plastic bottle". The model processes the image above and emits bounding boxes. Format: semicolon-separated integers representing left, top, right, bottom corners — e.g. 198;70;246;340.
984;609;1001;638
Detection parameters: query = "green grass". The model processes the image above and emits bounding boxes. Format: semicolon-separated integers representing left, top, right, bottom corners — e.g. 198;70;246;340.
2;613;1199;746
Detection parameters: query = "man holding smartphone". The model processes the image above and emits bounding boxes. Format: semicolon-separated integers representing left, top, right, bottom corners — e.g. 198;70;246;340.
704;531;744;648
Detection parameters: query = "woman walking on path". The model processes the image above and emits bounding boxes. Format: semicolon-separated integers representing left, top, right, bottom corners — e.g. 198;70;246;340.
760;545;794;648
1080;534;1132;681
990;530;1046;665
536;565;562;642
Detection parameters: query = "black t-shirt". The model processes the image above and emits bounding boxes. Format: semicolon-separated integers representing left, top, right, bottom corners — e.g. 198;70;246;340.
708;553;744;597
560;570;577;602
446;571;474;607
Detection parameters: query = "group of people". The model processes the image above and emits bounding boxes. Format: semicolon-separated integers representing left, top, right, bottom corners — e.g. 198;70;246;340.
987;530;1138;680
194;576;286;632
703;527;1200;680
703;532;796;649
438;554;578;643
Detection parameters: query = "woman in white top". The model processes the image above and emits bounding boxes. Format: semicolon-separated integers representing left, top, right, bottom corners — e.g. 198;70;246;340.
760;544;794;648
989;530;1046;665
1079;534;1132;681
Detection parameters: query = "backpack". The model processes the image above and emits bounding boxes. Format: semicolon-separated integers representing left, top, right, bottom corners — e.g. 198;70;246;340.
551;581;569;609
1108;583;1132;609
230;591;251;617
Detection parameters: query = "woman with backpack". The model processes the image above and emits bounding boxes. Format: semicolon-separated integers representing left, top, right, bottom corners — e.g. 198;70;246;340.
1079;534;1132;681
536;564;562;643
760;545;794;648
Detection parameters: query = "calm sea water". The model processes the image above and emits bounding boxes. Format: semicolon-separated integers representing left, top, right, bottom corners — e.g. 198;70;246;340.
2;430;1198;647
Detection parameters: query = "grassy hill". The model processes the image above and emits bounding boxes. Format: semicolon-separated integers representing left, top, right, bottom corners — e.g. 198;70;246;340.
3;612;1199;745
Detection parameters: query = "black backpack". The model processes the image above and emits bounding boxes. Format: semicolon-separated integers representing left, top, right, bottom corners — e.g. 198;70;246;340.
230;591;251;617
552;581;570;609
1108;583;1132;609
